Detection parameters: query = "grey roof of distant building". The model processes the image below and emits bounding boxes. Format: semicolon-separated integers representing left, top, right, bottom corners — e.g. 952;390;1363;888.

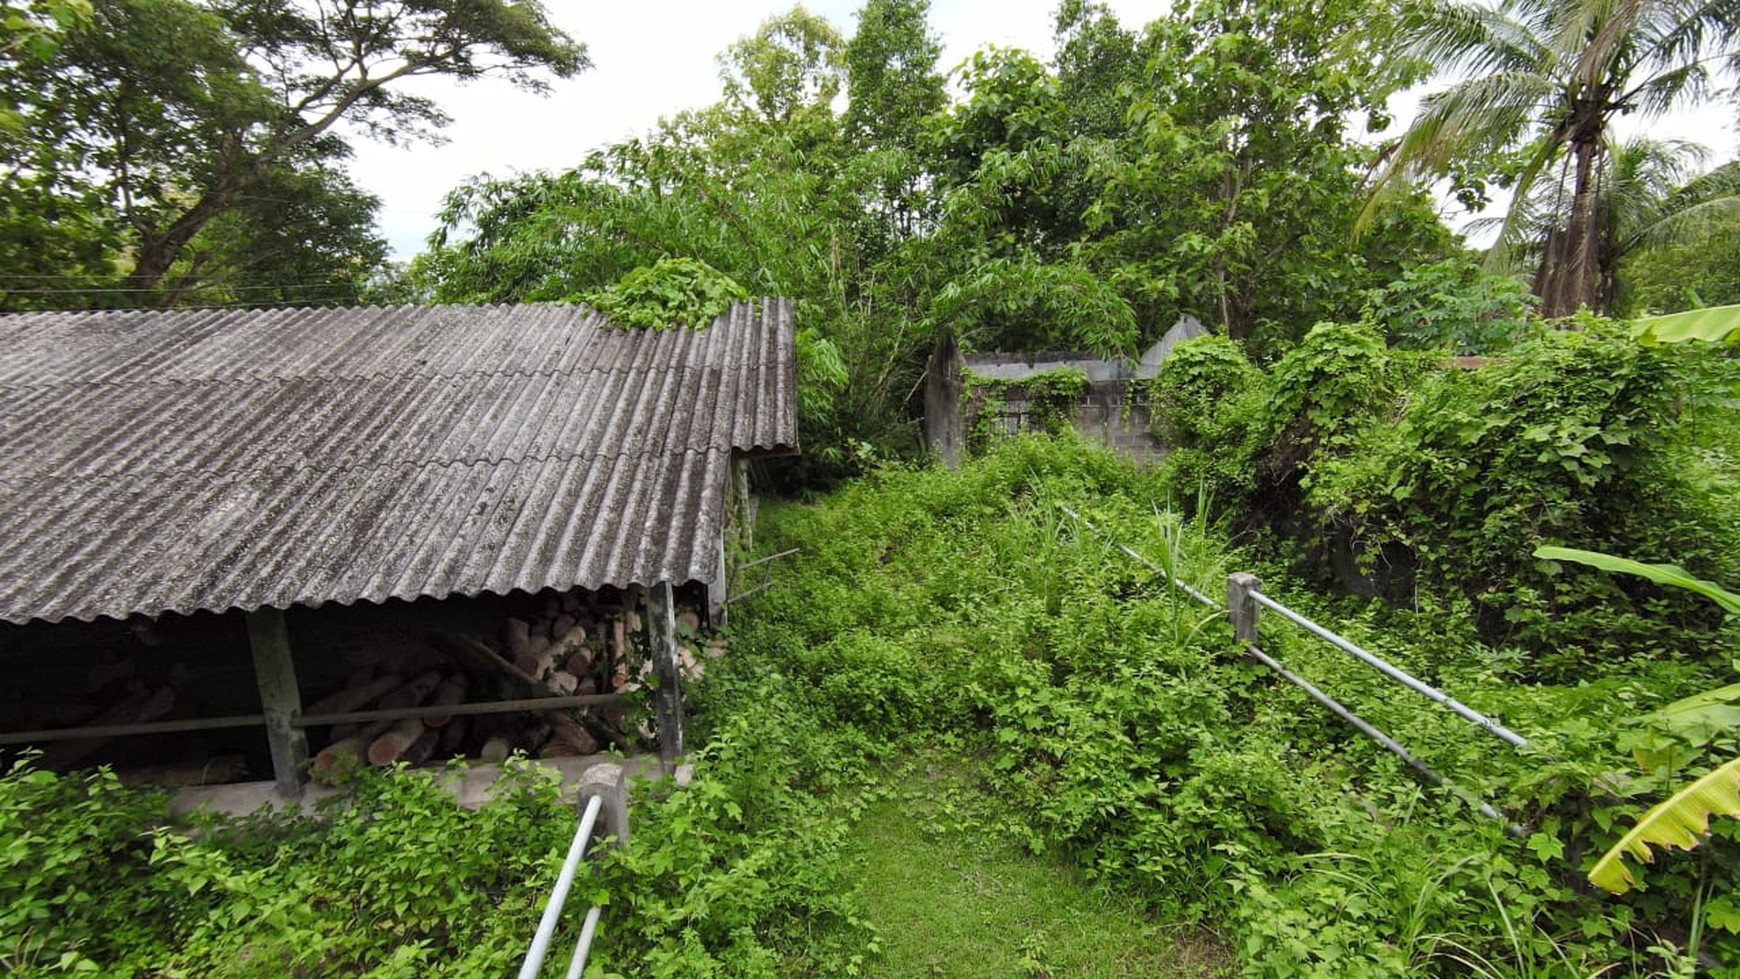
0;299;798;624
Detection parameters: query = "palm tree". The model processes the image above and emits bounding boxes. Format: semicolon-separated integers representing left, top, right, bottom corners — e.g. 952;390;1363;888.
1362;0;1740;317
1469;136;1740;310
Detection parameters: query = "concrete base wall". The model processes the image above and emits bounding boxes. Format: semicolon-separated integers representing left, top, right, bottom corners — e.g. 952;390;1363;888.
169;753;682;818
1069;380;1166;467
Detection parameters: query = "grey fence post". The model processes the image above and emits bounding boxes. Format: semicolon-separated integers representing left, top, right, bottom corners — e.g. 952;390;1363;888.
577;762;629;849
1227;573;1262;644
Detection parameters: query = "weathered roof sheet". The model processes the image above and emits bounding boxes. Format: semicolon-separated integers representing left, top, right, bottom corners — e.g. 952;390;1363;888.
0;300;798;624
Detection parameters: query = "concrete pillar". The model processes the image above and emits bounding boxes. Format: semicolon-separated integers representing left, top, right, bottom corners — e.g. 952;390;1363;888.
577;762;629;849
245;607;308;800
646;582;684;769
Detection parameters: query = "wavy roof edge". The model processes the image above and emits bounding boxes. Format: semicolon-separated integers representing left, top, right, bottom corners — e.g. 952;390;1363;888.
0;299;799;625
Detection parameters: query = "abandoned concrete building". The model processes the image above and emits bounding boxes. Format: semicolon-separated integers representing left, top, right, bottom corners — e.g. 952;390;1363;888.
0;299;798;800
923;315;1207;467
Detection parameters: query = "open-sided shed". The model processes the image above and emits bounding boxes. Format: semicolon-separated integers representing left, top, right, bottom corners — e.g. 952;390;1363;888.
0;299;798;796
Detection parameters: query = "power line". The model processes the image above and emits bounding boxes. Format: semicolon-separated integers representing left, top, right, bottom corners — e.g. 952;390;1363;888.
1;282;365;295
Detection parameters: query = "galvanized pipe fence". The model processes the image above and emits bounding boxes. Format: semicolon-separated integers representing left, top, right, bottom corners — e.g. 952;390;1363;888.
1060;506;1526;832
518;793;607;979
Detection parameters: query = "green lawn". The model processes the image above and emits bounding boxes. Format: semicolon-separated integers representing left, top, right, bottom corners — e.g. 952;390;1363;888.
854;762;1230;979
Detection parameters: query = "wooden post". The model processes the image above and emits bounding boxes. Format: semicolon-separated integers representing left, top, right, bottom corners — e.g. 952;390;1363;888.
646;581;684;768
246;608;308;800
1226;573;1262;645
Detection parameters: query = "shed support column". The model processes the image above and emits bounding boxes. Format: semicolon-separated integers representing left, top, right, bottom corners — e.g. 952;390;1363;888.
708;538;728;628
246;608;308;800
647;582;685;769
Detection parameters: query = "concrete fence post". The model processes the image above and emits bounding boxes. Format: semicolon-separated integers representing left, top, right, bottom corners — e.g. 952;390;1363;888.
1226;572;1262;644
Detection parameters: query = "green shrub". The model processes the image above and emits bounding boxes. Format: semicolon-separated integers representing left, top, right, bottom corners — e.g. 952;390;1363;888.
1305;323;1738;670
1147;335;1270;507
586;256;748;331
1149;334;1262;446
1361;257;1534;354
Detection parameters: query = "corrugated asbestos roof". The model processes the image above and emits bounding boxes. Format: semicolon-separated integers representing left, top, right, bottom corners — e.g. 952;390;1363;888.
0;300;798;624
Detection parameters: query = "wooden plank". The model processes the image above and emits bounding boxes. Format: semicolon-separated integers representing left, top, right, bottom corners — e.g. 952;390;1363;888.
296;693;625;727
0;713;265;745
246;608;308;800
647;581;684;766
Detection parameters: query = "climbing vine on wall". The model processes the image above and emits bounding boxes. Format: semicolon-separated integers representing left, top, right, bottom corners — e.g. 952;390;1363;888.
963;367;1088;455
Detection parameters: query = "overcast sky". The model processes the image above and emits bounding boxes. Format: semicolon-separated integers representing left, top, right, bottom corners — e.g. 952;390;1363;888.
344;0;1162;258
343;1;1739;259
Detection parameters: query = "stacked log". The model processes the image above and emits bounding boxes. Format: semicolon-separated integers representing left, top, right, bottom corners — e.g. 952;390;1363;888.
294;586;721;776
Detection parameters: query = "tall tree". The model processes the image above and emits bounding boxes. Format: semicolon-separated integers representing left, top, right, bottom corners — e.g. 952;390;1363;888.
1092;0;1449;343
1363;0;1740;317
842;0;944;153
717;5;844;131
1;0;585;306
168;150;389;306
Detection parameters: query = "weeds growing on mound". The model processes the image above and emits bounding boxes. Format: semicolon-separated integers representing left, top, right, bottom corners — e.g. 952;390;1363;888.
720;435;1736;975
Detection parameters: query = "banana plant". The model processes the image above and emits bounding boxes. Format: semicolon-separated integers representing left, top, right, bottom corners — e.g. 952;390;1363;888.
1635;303;1740;345
1586;757;1740;893
1534;544;1740;893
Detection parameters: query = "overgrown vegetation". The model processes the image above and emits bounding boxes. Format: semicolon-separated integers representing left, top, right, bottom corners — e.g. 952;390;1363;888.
8;431;1740;975
12;2;1740;976
721;437;1740;974
586;257;748;331
963;366;1087;455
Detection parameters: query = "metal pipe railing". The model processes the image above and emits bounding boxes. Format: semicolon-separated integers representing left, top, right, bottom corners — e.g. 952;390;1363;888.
519;793;605;979
1242;643;1518;832
1247;590;1530;749
561;906;603;979
1059;504;1527;828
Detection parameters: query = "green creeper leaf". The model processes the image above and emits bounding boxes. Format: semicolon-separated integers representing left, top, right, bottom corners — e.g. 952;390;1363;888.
1706;893;1740;934
1525;832;1564;862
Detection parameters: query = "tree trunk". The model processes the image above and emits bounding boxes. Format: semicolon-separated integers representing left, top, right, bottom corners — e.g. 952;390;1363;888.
123;186;234;300
1540;135;1607;318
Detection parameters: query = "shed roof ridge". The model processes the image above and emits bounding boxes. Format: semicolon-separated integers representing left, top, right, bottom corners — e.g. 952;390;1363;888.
6;444;762;484
0;360;764;392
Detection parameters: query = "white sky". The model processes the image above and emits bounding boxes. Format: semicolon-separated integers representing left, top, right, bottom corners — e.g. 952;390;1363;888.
344;1;1740;258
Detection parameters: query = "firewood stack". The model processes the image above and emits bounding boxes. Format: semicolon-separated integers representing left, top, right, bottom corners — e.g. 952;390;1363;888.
302;588;718;784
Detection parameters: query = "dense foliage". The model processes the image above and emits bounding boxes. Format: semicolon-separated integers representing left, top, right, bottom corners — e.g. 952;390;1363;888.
724;438;1740;974
8;433;1740;975
408;0;1461;478
1149;316;1740;675
0;0;584;309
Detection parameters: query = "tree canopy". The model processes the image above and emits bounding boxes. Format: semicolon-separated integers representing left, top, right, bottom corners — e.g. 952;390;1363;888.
0;0;585;309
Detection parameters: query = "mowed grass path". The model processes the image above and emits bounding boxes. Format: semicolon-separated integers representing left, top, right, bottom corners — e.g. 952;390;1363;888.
854;764;1230;979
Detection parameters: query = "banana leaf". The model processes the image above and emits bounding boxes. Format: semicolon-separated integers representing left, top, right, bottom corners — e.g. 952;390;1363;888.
1635;304;1740;345
1534;545;1740;615
1589;755;1740;893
